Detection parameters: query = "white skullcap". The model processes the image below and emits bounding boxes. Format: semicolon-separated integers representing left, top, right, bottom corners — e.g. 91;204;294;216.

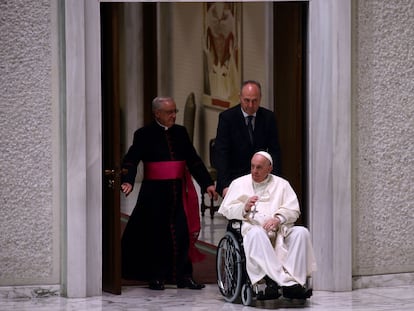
255;151;273;166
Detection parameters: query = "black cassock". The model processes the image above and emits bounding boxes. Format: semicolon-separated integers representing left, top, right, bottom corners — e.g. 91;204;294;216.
121;121;213;282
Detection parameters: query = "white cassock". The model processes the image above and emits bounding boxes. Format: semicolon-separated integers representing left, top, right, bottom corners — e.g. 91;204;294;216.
218;174;317;286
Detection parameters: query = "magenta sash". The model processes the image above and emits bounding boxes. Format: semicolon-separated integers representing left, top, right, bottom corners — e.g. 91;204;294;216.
144;161;205;262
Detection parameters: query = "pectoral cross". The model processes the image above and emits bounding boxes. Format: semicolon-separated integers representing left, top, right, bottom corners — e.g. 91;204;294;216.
250;204;258;219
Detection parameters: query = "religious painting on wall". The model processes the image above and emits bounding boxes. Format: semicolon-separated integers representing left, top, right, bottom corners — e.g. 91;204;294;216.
203;2;242;110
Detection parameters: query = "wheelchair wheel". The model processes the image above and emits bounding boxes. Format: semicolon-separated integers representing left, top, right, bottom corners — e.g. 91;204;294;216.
241;283;253;306
216;231;244;303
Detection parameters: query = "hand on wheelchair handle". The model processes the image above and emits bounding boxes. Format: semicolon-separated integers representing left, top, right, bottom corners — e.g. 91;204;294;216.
206;185;218;201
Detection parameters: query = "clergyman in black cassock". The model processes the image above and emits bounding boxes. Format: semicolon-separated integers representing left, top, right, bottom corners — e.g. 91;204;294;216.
121;97;216;290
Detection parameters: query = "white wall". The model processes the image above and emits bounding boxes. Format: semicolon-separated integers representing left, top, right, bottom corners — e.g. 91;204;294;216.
0;0;59;287
352;0;414;278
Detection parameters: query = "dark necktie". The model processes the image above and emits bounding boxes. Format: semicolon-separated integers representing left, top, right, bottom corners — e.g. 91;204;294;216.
247;116;254;144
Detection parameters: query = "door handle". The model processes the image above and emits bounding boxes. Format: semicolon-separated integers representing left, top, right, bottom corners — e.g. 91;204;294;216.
104;169;128;189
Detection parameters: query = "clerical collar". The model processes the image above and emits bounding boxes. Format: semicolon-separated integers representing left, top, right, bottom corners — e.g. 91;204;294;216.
156;120;169;131
252;174;271;189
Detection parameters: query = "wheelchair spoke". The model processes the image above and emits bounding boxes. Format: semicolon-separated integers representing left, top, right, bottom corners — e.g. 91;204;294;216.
216;231;244;302
223;239;239;293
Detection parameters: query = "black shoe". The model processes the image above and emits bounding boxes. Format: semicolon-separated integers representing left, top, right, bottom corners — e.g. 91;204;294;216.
149;280;165;290
256;278;281;300
256;285;281;300
264;275;279;289
177;277;205;290
266;284;281;299
304;288;312;298
282;284;312;299
265;276;281;299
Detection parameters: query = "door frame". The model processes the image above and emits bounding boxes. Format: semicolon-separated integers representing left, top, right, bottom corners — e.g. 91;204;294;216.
101;2;122;295
62;0;351;297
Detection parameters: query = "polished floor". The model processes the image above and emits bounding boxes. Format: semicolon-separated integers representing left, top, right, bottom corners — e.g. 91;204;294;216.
2;283;414;310
2;214;414;310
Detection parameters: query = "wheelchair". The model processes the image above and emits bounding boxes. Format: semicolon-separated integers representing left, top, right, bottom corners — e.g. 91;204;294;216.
216;219;312;306
216;219;255;305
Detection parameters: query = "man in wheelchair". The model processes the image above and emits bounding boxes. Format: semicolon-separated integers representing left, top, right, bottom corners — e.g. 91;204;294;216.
218;151;317;300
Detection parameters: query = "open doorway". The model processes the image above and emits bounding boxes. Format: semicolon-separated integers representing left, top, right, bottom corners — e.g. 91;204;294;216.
273;2;308;225
100;1;309;294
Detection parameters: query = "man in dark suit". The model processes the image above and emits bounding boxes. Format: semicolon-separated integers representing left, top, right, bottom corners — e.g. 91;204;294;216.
214;80;281;197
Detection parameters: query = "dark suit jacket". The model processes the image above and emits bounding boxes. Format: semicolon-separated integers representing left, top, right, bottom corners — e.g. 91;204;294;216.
214;104;281;196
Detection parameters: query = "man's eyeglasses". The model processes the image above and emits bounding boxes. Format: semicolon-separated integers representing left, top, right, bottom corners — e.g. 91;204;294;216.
160;109;179;115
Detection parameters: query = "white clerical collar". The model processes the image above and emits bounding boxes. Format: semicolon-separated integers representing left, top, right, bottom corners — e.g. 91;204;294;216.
156;120;169;131
252;174;271;189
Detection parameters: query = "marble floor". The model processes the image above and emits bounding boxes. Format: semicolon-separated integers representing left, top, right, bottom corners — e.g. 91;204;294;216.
199;210;228;246
2;283;414;311
2;214;414;310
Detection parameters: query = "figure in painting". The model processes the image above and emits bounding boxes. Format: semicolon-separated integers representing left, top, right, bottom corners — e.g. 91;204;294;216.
204;2;240;105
